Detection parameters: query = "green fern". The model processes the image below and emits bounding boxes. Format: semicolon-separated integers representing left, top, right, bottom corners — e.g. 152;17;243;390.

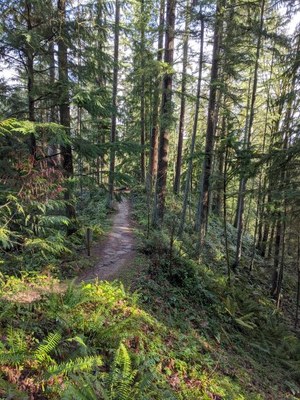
109;343;137;400
61;373;103;400
62;281;91;308
48;355;102;376
0;119;24;136
0;328;28;367
34;331;61;365
0;226;13;249
24;235;71;257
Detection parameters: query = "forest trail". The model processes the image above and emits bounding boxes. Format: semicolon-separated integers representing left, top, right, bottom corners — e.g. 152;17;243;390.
78;197;135;282
2;198;135;304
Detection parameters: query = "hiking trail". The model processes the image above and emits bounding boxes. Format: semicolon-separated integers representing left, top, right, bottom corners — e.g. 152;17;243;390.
78;197;135;282
2;198;135;303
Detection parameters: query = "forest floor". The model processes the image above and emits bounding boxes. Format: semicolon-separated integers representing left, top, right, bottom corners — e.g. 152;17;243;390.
1;194;300;399
78;197;136;282
2;197;136;304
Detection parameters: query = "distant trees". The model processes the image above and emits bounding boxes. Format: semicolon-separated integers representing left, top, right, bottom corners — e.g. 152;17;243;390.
108;0;120;207
179;9;205;236
0;0;55;151
57;0;76;232
173;0;190;195
195;0;225;244
153;0;176;226
149;0;165;191
0;0;113;231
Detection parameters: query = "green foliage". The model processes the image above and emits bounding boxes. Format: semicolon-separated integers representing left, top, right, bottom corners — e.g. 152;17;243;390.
108;343;137;400
0;279;174;399
0;119;75;273
48;355;103;376
131;191;300;400
0;119;113;276
34;332;62;365
0;328;28;367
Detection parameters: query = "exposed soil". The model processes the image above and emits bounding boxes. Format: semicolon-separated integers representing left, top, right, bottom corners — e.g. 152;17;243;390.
2;280;66;304
78;198;135;282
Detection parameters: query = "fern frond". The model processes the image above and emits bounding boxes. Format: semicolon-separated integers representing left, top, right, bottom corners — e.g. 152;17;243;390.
6;328;27;353
61;373;102;400
0;328;28;367
34;332;61;365
62;281;90;308
48;355;102;376
0;227;13;249
0;119;24;136
24;236;71;256
0;352;27;366
109;343;137;400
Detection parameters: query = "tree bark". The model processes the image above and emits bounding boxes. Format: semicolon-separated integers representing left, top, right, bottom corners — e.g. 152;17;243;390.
49;41;57;123
152;0;176;227
195;0;225;244
270;45;298;303
179;15;204;236
211;0;236;218
47;40;60;167
271;205;286;309
148;0;165;191
108;0;120;206
173;0;190;195
223;143;231;282
140;0;146;183
212;108;226;218
295;235;300;328
267;220;275;259
233;0;265;269
25;1;36;156
57;0;76;233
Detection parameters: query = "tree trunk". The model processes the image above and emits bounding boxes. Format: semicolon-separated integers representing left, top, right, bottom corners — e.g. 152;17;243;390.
271;210;286;308
233;0;265;269
270;28;298;299
148;0;165;191
267;220;275;259
140;0;146;183
195;0;225;244
47;40;60;167
57;0;76;233
96;2;107;187
212;108;226;218
211;0;236;219
179;15;204;236
223;143;231;282
257;177;267;253
25;1;36;156
173;0;190;195
49;41;57;123
108;0;120;206
250;46;276;270
152;0;176;227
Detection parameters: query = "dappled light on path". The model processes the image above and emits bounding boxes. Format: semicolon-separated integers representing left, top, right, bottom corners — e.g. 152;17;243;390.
79;198;135;282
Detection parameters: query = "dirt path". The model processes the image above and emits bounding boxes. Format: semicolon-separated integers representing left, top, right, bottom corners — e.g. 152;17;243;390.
2;198;135;304
78;198;135;282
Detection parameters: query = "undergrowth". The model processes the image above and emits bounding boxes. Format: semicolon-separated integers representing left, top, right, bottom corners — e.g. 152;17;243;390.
0;188;111;280
1;274;289;400
129;189;300;399
0;190;299;399
0;279;174;399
